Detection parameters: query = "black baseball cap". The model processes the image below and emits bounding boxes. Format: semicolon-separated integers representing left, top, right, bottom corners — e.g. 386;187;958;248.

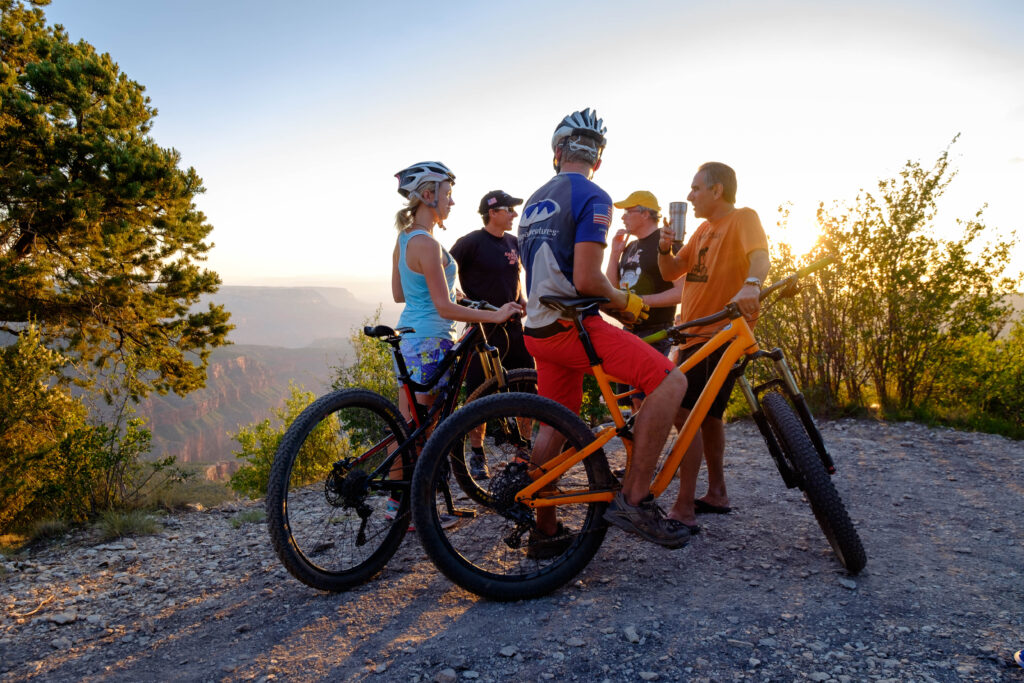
478;189;523;215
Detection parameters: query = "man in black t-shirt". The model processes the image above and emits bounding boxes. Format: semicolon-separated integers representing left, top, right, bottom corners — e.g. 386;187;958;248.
450;189;534;479
605;190;684;410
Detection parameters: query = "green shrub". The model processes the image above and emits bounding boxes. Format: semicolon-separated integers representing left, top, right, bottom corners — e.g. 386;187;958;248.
229;383;321;499
0;327;88;532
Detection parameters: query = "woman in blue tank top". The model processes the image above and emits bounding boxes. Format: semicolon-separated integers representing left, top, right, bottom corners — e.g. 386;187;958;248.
390;162;522;417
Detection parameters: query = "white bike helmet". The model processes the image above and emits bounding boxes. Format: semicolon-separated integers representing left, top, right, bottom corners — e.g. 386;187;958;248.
551;108;607;153
395;161;456;200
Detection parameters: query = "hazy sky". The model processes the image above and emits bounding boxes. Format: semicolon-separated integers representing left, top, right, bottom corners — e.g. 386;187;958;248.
42;0;1024;289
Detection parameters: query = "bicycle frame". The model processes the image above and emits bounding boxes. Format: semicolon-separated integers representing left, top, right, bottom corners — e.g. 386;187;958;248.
514;312;759;508
514;257;836;509
344;318;502;483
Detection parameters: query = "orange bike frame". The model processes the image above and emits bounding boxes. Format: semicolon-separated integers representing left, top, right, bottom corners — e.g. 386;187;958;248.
516;315;760;508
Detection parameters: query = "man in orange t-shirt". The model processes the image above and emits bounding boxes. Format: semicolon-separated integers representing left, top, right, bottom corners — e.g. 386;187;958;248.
656;162;770;530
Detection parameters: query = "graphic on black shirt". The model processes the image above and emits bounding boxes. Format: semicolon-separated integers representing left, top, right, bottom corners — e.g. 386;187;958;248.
450;229;522;308
617;231;676;326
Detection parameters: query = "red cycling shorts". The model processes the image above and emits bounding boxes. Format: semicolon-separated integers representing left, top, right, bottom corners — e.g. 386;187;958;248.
524;315;677;414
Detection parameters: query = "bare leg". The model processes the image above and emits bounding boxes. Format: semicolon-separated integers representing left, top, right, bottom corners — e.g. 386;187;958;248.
667;408;703;525
698;416;729;508
530;424;566;535
469;424;484;449
395;389;435;478
621;371;686;506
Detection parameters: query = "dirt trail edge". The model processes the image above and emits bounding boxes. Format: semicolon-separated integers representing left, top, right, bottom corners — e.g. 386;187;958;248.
2;419;1023;682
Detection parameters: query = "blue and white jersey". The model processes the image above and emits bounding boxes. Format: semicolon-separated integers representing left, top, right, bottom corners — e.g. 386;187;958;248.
518;173;614;330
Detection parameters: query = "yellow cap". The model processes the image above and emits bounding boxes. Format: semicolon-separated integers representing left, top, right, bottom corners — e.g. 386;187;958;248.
613;190;661;212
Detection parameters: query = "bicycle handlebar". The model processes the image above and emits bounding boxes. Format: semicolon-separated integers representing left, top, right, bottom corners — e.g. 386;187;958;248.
457;298;499;311
640;255;835;345
758;255;834;301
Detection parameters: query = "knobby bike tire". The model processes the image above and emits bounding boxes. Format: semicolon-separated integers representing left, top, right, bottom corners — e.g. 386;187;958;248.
761;391;867;574
450;368;539;505
411;393;613;601
266;388;412;592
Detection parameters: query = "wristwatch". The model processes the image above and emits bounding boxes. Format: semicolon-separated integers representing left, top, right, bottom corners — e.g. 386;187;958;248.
743;277;762;289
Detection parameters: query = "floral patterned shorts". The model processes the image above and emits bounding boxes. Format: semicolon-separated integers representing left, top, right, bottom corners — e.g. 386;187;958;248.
400;337;455;396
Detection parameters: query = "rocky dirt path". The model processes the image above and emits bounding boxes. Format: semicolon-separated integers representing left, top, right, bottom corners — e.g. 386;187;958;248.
2;418;1023;682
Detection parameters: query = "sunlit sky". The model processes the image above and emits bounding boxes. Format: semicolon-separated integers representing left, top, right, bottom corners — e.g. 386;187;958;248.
43;0;1024;294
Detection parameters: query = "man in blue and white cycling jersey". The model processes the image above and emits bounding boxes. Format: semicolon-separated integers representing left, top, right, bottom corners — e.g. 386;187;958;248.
517;108;691;554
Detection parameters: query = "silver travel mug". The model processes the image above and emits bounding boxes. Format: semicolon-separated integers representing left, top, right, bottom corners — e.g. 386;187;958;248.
669;201;687;249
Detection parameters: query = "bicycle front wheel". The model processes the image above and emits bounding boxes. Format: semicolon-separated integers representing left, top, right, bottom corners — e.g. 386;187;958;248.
266;389;412;592
451;368;538;505
761;391;866;574
412;392;613;601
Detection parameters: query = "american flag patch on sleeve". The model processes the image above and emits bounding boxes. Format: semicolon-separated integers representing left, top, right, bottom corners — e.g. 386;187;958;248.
593;204;612;226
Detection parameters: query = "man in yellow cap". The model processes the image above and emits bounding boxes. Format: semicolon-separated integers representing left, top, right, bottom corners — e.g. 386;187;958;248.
606;190;685;411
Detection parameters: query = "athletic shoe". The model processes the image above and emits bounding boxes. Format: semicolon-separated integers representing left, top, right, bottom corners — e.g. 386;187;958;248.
1014;649;1023;668
603;492;691;549
526;522;573;559
469;453;490;480
384;497;413;531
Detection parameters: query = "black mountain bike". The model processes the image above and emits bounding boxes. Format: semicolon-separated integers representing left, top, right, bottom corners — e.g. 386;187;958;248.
265;300;536;592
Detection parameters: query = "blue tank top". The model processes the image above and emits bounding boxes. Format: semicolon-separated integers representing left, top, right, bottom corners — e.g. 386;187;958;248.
396;229;458;340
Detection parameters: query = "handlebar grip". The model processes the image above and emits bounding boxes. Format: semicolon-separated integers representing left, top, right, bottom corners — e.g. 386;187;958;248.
641;329;669;344
760;255;835;300
795;255;835;279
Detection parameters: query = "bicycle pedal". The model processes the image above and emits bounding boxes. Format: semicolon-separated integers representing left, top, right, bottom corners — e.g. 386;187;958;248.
451;507;477;518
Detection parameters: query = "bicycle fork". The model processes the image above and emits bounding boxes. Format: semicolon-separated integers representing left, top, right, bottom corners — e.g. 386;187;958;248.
738;349;837;489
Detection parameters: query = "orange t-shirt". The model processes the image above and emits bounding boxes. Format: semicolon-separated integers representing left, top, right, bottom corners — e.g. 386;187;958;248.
676;207;768;346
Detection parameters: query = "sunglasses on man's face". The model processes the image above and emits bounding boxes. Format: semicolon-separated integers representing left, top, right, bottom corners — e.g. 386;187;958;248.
495;206;517;214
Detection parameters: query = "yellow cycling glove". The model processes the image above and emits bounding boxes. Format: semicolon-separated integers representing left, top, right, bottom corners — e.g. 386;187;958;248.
622;290;650;325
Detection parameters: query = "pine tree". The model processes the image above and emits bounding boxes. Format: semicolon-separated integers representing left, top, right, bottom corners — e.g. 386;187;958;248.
0;0;231;399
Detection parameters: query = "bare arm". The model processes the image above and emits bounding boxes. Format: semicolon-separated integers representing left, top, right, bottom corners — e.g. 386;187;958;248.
656;225;688;281
391;239;405;303
573;241;629;310
407;235;522;324
641;276;684;309
604;228;628;288
729;248;771;320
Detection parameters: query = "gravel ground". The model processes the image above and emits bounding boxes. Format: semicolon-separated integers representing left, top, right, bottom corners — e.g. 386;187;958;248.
2;418;1023;682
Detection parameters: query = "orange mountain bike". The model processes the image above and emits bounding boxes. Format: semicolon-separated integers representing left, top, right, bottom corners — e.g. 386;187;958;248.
410;258;865;600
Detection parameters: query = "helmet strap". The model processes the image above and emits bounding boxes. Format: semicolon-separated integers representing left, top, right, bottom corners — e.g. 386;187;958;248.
419;184;446;230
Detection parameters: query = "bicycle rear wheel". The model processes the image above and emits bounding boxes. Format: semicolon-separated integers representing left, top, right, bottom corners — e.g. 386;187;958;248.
266;388;412;592
411;393;613;600
451;368;538;505
761;391;866;574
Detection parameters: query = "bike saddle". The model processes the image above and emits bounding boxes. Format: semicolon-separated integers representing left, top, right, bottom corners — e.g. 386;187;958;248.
364;325;414;338
538;295;609;317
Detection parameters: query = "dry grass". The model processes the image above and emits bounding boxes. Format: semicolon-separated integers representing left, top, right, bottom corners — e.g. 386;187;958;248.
96;510;162;541
230;508;267;529
142;476;234;512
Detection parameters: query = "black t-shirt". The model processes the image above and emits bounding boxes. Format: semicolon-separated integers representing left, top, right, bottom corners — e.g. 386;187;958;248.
617;230;677;326
450;228;523;309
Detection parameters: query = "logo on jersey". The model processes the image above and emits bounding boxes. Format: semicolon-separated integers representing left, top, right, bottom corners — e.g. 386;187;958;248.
520;199;560;227
593;204;612;227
